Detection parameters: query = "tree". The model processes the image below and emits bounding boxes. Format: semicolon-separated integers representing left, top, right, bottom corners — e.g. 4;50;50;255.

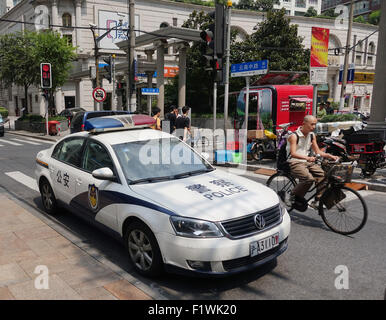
369;10;381;25
304;6;318;17
165;7;310;115
236;9;310;74
0;30;76;115
0;32;37;114
235;0;280;11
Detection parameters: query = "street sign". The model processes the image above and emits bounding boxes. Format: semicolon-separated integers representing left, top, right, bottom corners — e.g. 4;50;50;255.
231;60;269;78
92;87;107;102
141;88;159;96
310;67;328;84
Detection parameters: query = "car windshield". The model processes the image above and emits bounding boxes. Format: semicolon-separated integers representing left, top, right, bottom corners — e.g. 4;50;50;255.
113;137;213;184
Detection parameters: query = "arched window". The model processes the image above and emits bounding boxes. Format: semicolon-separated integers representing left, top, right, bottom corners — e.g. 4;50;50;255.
62;13;72;28
367;42;376;66
160;22;169;28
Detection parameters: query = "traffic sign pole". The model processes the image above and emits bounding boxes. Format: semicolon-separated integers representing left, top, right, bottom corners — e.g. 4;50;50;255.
243;76;250;167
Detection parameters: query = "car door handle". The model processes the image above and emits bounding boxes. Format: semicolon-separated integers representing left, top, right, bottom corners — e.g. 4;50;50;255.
76;178;82;185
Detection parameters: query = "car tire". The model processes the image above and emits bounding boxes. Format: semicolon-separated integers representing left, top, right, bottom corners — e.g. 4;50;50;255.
39;178;58;215
124;221;164;277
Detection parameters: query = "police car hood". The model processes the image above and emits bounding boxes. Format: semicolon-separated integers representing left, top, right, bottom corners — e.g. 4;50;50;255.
130;169;279;221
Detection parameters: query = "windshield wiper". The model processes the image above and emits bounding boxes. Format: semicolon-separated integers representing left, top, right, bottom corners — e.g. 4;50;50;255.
129;175;174;185
173;168;214;179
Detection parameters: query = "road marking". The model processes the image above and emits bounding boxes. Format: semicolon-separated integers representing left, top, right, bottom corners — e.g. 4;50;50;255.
0;139;23;146
0;144;3;147
11;138;42;145
5;171;39;192
24;137;55;145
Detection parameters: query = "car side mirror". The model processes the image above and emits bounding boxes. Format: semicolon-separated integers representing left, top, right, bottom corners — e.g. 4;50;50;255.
92;167;116;181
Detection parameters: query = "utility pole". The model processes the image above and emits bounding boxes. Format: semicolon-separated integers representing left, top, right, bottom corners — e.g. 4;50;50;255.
127;0;136;112
223;0;232;147
339;0;354;111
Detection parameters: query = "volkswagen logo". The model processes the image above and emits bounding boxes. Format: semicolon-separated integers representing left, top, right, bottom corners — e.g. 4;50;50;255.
254;214;266;230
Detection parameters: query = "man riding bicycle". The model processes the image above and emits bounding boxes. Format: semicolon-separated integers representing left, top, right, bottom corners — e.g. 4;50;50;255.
287;115;339;208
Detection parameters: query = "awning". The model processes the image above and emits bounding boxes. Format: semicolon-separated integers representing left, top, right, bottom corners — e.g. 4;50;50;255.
290;97;313;103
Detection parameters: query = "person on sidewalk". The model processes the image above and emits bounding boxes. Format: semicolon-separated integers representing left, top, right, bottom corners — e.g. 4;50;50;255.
150;107;161;131
175;106;191;141
286;115;339;208
164;105;178;134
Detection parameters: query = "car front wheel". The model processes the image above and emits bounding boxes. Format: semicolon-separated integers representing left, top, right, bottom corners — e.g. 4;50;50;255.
124;221;164;277
40;179;58;215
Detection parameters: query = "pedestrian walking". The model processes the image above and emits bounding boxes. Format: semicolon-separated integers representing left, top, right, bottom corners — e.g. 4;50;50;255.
175;106;191;141
150;107;161;130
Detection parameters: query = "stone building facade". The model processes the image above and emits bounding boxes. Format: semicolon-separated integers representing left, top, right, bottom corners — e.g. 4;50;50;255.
0;0;379;116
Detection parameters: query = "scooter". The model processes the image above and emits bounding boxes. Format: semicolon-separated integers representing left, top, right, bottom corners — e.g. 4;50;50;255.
321;125;385;177
250;122;293;161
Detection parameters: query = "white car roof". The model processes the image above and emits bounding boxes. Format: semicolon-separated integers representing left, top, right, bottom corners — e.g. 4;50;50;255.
88;128;173;146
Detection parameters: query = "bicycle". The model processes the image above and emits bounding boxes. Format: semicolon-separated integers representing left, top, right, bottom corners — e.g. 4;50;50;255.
266;157;368;235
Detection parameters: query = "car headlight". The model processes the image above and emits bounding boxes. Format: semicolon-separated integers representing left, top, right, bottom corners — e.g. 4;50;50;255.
170;216;223;238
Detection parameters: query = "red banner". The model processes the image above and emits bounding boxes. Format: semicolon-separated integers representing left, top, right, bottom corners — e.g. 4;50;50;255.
310;27;329;68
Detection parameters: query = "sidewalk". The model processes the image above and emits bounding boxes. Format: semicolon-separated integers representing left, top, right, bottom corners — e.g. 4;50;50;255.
0;193;153;300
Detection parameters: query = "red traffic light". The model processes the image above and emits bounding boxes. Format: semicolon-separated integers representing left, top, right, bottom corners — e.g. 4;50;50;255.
40;63;52;89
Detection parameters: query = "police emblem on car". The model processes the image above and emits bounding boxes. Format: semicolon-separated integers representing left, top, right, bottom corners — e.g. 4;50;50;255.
88;184;99;211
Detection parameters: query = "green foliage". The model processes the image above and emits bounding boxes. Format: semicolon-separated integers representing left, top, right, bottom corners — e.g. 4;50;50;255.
236;9;310;74
165;7;310;116
319;113;360;123
304;7;318;17
0;107;9;118
235;0;280;11
369;10;381;25
18;114;67;122
0;30;77;114
354;15;367;24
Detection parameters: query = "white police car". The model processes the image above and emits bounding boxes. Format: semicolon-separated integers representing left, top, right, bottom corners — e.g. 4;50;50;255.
35;114;290;277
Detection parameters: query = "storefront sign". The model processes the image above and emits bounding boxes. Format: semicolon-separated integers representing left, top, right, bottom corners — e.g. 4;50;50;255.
354;72;375;84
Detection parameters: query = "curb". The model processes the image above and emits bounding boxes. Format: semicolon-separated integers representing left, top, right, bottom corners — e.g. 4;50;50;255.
6;130;64;142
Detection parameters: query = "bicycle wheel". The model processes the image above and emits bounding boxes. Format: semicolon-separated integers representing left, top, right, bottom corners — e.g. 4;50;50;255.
319;186;367;235
266;172;296;210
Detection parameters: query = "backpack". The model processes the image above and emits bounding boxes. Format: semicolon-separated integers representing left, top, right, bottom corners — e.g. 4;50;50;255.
277;132;314;172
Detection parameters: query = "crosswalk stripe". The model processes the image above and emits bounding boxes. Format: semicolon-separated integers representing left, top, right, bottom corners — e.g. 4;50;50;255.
11;138;42;145
5;171;39;192
0;144;3;147
0;139;23;146
24;137;55;145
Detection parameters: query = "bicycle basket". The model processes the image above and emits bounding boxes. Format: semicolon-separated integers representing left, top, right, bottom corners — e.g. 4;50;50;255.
328;164;353;183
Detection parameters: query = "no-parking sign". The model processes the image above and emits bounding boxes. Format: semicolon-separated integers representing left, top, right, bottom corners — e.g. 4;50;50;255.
92;87;107;103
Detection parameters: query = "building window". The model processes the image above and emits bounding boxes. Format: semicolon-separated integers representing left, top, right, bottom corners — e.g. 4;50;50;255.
63;34;73;45
295;11;305;16
62;13;72;28
355;55;362;65
309;0;318;5
173;17;177;27
295;0;306;8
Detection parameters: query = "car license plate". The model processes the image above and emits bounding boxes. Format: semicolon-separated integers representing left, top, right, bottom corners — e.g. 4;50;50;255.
250;233;279;257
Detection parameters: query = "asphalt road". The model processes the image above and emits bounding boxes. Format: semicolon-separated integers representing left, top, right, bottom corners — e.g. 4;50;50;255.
1;132;385;300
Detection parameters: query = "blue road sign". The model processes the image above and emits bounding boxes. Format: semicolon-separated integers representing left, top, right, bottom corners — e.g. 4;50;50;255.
231;60;269;77
141;88;159;95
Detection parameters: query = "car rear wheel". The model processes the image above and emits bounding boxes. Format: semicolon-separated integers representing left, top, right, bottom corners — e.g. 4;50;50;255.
124;221;164;277
40;179;58;215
